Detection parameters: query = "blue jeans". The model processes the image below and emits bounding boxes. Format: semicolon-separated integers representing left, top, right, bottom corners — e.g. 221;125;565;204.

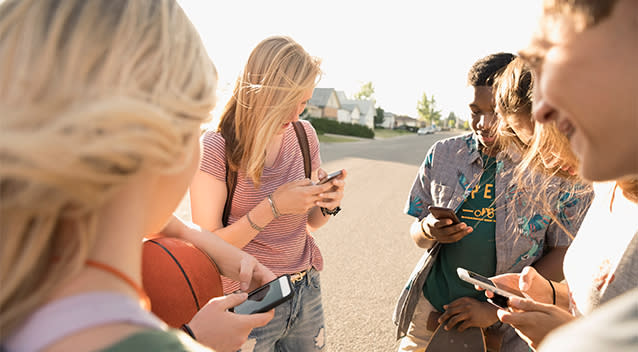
239;268;326;352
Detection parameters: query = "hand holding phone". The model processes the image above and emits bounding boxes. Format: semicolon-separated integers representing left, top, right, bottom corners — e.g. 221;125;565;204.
318;170;343;185
457;267;523;308
231;275;294;315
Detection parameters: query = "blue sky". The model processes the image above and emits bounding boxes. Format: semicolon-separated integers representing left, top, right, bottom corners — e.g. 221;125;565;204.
178;0;542;123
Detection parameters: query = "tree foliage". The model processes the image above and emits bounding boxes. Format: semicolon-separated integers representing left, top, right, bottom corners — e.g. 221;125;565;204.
354;81;375;100
375;107;385;126
446;111;458;128
416;92;441;126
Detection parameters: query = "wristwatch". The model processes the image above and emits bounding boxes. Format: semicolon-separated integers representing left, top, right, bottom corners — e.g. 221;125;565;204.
321;206;341;216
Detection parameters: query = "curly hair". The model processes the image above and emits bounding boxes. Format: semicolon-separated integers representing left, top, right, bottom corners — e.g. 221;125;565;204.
467;52;516;87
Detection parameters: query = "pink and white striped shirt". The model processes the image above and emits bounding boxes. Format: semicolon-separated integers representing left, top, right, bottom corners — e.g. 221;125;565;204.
199;120;323;293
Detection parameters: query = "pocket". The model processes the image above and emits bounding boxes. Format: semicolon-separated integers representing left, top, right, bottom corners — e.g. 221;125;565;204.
430;182;455;207
308;269;321;289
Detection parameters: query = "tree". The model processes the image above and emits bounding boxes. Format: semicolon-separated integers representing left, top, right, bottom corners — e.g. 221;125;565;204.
354;81;375;100
446;111;458;128
375;107;385;126
416;92;442;126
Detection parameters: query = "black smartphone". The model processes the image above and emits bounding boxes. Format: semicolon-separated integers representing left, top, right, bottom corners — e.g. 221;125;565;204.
428;205;461;225
318;170;343;185
457;267;523;309
232;275;294;314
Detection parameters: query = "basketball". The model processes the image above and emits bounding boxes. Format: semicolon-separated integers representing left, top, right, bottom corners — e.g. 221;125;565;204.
142;236;223;328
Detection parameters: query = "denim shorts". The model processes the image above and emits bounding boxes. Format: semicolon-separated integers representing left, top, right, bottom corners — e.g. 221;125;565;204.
238;268;325;352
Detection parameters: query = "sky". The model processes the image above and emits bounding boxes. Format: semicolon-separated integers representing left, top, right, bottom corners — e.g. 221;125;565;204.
178;0;542;123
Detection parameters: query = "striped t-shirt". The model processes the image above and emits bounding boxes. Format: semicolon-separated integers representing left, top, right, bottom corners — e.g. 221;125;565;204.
200;120;323;293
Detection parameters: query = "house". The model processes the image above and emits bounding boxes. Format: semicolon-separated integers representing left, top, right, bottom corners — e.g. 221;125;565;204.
380;111;396;129
308;87;375;129
394;115;418;129
354;99;375;129
307;88;340;119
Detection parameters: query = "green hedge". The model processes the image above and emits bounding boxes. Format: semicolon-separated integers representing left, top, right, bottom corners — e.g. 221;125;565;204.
307;117;375;139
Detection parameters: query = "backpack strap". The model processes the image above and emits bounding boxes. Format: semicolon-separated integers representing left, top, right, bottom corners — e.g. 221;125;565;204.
222;158;236;227
222;121;311;226
292;121;311;179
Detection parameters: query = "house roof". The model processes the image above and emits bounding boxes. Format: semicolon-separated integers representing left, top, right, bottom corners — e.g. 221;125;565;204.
309;88;335;107
356;100;374;115
394;115;417;122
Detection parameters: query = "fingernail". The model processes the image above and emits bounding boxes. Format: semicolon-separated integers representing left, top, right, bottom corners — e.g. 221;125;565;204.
509;297;521;305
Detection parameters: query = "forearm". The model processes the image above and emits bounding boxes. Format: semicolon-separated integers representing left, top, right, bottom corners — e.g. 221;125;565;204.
214;198;276;248
533;246;568;282
161;216;245;278
306;206;330;232
410;219;436;249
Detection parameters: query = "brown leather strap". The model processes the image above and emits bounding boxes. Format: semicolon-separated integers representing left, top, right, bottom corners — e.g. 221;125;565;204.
222;159;236;227
222;121;311;226
292;121;311;179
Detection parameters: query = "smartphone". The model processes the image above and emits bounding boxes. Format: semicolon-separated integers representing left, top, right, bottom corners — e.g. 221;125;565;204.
428;205;461;225
318;170;343;185
457;267;523;309
232;275;294;315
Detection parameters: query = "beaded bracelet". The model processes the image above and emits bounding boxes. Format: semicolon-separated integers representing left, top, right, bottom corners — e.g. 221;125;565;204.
246;211;264;232
267;194;281;218
181;323;196;340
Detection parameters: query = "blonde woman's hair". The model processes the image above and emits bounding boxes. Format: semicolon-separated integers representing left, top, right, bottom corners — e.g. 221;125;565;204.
218;36;321;185
0;0;217;337
494;57;534;154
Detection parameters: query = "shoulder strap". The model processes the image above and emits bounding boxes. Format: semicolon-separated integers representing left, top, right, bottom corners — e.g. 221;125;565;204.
222;122;310;226
222;159;236;227
292;121;311;179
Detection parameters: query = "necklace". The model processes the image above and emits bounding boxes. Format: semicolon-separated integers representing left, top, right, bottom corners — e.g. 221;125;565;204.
86;259;151;310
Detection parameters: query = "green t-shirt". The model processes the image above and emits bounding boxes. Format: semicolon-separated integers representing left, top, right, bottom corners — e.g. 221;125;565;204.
101;329;210;352
423;153;497;312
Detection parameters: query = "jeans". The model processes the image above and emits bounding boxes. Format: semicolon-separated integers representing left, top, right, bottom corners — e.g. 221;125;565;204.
239;268;326;352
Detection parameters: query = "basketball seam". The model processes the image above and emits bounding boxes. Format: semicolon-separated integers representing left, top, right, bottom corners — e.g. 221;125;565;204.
147;239;201;310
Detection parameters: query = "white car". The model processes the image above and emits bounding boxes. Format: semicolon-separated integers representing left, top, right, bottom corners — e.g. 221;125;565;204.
417;127;435;135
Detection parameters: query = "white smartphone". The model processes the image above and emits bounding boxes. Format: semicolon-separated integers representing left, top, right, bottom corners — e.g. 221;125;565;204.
318;170;343;185
457;267;523;308
232;275;294;315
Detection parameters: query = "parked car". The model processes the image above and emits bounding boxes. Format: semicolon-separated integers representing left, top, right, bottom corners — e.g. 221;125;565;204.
417;127;435;135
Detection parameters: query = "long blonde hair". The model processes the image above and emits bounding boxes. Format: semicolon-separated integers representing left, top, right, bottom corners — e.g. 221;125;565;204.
218;36;321;185
0;0;217;337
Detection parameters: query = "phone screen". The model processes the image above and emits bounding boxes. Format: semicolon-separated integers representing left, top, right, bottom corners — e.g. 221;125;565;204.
468;271;496;287
319;170;343;185
233;276;291;314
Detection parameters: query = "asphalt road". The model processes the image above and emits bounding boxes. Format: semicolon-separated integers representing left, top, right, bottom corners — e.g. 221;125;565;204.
174;130;464;351
313;131;462;351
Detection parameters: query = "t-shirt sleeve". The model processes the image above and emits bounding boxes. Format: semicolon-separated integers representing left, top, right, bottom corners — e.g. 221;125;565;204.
199;130;227;182
302;120;321;171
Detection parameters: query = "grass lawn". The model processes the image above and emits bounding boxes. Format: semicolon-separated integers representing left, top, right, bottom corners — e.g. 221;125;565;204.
317;134;361;143
373;128;414;139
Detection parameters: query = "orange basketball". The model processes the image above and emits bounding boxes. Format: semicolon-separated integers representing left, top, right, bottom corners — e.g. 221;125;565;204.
142;236;223;328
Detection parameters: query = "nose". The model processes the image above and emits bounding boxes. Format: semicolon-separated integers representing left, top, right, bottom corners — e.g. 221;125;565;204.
477;111;496;130
533;101;557;124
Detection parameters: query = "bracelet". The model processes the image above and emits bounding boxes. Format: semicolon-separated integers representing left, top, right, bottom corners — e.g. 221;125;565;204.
320;206;341;216
181;323;196;340
246;211;265;232
420;218;435;240
267;194;281;218
547;278;556;305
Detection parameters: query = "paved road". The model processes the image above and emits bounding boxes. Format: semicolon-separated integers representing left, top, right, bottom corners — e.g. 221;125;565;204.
313;131;461;351
174;130;463;351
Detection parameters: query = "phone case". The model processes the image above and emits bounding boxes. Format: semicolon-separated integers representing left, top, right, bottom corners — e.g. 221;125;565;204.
428;206;460;224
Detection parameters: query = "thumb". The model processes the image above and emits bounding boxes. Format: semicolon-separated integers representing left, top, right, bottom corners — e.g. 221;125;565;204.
216;292;248;310
244;310;275;327
317;168;327;180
